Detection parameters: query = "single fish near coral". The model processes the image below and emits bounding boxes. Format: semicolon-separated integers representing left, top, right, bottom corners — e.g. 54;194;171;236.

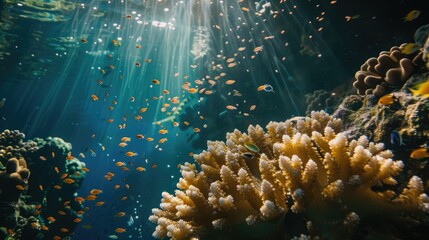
244;142;260;153
410;148;429;160
378;94;395;106
409;79;429;98
401;43;421;54
390;130;405;146
403;10;420;22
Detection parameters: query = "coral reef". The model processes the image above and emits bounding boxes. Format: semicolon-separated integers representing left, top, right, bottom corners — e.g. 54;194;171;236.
335;72;429;147
0;130;86;240
304;82;354;115
353;45;424;97
149;111;429;239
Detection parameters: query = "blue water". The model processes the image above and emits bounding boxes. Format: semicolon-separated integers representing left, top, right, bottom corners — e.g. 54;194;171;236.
0;0;428;239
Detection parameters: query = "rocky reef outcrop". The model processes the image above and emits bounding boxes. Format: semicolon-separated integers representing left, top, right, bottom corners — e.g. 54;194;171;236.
0;130;86;240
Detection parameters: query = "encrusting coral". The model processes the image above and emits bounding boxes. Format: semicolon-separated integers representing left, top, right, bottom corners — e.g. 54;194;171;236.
149;111;429;239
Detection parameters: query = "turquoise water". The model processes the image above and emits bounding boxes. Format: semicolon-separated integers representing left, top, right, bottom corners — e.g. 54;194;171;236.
0;0;428;239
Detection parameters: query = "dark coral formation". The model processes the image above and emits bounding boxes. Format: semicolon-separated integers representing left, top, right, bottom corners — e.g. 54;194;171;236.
334;71;429;201
353;45;424;97
335;72;429;147
0;130;86;240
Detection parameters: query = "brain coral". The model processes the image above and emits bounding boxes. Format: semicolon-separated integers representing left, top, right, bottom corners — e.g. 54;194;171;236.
149;111;429;239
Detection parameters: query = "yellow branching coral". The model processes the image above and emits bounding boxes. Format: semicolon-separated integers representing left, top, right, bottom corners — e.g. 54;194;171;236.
149;111;429;239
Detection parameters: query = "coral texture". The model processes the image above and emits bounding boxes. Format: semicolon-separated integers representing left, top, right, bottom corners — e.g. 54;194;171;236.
0;130;86;240
353;45;422;97
335;72;429;151
149;111;429;239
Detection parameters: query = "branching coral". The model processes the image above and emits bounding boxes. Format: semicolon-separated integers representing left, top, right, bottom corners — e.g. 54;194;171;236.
149;111;429;239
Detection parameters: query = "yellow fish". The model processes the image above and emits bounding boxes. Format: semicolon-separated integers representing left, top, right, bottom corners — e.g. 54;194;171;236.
401;43;420;54
403;10;420;22
409;79;429;98
378;94;395;106
410;148;429;160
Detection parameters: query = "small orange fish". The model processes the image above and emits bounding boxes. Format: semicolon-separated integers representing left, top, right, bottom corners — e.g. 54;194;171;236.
378;94;395;106
115;162;125;167
159;129;168;134
115;212;126;217
226;105;237;110
136;134;144;139
81;38;88;43
118;142;127;147
125;184;130;189
82;167;90;172
136;167;146;171
146;137;154;142
159;138;167;144
54;185;62;190
152;79;160;84
145;59;152;63
193;128;200;133
121;196;128;201
90;189;102;195
60;228;69;233
63;178;75;184
115;228;126;233
95;201;105;207
47;216;56;223
91;95;99;101
403;10;420;22
410;148;429;160
188;88;198;94
16;185;25;191
41;225;49;231
39;156;47;161
75;197;84;204
58;211;66;215
225;80;236;85
73;218;82;223
31;222;40;229
112;39;121;46
152;164;158;169
39;185;43;191
125;151;137;157
121;137;131;142
85;195;97;201
114;184;120;189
